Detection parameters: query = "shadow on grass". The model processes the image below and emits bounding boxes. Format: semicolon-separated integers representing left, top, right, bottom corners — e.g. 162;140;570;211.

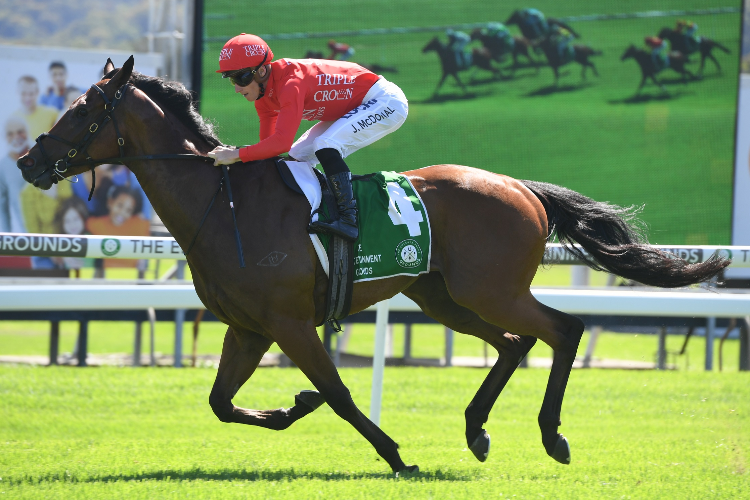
421;90;492;103
524;81;593;97
8;467;474;484
608;90;693;104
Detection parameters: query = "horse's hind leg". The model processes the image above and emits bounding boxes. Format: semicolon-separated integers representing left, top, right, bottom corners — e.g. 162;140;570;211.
272;317;416;474
209;327;325;430
403;272;537;462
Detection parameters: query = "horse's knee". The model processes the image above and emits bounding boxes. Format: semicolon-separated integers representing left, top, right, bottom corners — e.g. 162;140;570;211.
321;387;358;421
209;391;234;423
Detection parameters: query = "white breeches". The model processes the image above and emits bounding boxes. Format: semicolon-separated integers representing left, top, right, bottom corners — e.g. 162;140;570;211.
289;77;409;164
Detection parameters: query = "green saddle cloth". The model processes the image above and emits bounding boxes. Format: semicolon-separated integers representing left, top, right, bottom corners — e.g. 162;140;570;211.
317;171;431;283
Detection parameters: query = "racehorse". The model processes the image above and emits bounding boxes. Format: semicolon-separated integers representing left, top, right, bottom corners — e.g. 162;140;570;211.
469;28;535;69
534;34;602;85
657;28;731;75
16;57;728;474
422;37;499;96
621;45;694;94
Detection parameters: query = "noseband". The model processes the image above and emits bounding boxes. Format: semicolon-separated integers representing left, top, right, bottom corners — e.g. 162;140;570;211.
32;82;212;200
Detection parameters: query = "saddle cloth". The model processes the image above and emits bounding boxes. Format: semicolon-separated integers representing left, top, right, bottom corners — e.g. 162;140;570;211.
282;160;432;282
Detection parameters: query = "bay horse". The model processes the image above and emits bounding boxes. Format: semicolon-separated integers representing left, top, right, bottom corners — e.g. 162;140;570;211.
534;34;602;85
621;45;694;94
422;37;499;96
469;28;535;70
657;28;731;75
16;57;728;474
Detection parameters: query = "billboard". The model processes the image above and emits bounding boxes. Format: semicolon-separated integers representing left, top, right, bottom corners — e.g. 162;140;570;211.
199;0;741;247
0;46;163;270
729;3;750;279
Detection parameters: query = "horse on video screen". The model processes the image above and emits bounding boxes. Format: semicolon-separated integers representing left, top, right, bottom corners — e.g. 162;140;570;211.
621;45;694;94
469;28;535;70
15;57;729;474
657;28;731;75
534;34;602;85
422;36;500;96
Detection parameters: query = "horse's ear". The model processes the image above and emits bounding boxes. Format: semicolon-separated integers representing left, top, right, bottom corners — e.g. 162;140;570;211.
106;55;134;89
103;58;115;76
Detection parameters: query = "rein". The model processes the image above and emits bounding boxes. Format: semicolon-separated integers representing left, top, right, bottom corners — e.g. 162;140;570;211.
32;80;246;268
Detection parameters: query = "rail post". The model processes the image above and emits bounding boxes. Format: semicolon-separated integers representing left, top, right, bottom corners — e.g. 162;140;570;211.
173;261;186;367
705;317;716;371
49;321;59;366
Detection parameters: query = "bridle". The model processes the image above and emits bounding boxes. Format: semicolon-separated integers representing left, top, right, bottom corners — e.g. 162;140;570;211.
28;79;246;267
31;81;212;200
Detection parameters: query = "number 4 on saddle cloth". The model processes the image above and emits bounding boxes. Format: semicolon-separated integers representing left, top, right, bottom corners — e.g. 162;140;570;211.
275;159;432;328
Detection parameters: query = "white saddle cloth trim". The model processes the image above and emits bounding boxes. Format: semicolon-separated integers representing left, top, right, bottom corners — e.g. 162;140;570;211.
284;160;330;277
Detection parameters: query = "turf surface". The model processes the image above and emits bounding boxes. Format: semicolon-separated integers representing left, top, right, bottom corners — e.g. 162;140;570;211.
199;0;740;245
0;366;746;498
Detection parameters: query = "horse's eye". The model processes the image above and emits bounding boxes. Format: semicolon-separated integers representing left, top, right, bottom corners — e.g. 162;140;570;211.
76;108;88;118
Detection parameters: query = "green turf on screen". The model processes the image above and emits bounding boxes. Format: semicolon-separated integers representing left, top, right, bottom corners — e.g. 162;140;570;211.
199;0;740;245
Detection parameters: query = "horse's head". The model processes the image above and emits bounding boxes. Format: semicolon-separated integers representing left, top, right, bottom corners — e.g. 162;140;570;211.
657;28;671;40
505;11;520;25
469;28;482;41
17;56;134;190
621;45;637;61
422;37;441;53
304;50;324;59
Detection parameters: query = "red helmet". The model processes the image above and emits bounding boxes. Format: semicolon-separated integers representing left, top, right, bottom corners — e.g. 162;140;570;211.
216;33;274;73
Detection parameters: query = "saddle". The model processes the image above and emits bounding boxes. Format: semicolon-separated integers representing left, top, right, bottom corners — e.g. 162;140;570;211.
276;158;355;330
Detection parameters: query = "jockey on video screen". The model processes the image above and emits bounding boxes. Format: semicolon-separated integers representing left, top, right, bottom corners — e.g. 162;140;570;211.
208;34;409;241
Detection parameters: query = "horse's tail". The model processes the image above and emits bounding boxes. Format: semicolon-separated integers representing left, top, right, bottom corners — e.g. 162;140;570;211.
521;180;729;287
708;39;731;54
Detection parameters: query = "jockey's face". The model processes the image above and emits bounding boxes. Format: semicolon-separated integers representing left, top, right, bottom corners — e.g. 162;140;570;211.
235;79;261;101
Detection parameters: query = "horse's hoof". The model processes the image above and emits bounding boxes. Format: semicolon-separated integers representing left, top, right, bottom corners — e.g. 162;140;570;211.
550;434;571;465
396;465;419;477
295;390;325;411
469;429;491;462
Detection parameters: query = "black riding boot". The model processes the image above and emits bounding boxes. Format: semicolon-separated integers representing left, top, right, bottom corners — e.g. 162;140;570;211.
308;148;359;241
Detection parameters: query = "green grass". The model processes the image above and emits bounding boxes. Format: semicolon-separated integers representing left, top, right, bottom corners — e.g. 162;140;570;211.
0;366;746;498
198;0;741;244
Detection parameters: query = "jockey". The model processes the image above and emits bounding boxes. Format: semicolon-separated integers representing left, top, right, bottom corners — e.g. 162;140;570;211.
676;19;700;51
484;22;514;51
208;33;409;241
328;40;355;61
645;36;669;70
549;25;575;58
520;8;549;39
446;29;472;69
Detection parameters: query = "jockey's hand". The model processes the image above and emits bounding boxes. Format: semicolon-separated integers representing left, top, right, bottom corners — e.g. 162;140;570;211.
207;145;241;166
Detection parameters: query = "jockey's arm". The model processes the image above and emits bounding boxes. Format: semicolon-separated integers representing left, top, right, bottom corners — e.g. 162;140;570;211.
550;19;579;38
237;84;304;163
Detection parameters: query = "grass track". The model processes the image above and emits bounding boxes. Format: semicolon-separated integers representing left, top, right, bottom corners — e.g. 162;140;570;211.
0;366;747;498
199;0;740;244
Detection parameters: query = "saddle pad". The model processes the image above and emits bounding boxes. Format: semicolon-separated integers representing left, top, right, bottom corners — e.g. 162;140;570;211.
284;161;431;282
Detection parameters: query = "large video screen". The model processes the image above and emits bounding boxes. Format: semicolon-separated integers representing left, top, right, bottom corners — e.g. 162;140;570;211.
200;0;741;245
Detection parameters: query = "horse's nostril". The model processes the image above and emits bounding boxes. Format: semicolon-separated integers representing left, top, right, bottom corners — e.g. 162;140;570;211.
16;156;35;170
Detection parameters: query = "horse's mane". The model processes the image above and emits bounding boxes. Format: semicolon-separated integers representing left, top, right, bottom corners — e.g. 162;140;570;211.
104;69;222;148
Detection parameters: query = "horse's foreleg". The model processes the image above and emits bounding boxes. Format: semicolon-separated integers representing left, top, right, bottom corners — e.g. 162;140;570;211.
209;327;324;430
434;73;448;96
272;317;416;474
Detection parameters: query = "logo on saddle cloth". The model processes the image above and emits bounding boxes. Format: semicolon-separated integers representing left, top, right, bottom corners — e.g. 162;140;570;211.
318;172;431;282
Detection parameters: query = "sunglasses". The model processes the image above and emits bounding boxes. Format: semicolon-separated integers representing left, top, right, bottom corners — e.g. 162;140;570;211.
225;69;257;87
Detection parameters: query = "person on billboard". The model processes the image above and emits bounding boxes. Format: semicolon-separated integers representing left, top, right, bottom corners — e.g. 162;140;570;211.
0;117;31;233
13;76;59;140
19;178;72;269
57;86;84;121
207;33;409;241
40;62;76;111
86;185;150;269
52;196;89;270
328;40;355;61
